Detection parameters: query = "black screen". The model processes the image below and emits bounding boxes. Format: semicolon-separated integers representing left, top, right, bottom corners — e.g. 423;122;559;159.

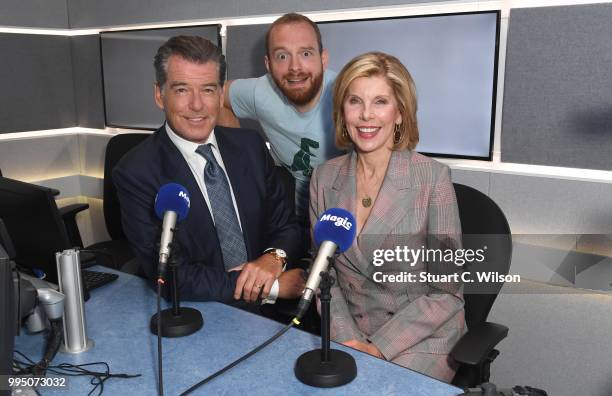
100;25;220;129
226;11;500;160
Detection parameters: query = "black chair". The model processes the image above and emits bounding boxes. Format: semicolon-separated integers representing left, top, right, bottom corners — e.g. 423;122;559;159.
64;133;149;271
450;183;512;388
0;177;81;285
0;169;89;244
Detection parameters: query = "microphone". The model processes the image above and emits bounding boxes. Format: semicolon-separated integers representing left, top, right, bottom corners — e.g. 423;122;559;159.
154;183;191;278
296;208;356;319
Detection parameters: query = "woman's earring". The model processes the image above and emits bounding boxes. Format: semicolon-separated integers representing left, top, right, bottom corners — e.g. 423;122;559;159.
394;123;403;144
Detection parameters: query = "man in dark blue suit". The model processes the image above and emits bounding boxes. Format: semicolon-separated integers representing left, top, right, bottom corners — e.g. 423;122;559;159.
114;36;305;305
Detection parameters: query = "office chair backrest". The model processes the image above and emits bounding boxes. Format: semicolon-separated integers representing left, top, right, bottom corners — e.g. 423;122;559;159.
103;133;149;240
453;183;512;328
0;177;72;284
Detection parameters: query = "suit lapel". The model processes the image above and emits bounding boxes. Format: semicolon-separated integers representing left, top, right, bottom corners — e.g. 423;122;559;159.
158;128;217;247
321;151;364;272
359;150;417;272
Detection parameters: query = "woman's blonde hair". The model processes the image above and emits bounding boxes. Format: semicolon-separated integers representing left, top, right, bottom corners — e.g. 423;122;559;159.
333;52;419;150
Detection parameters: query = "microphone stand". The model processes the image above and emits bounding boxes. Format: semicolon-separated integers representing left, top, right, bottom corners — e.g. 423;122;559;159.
294;256;357;387
150;229;203;337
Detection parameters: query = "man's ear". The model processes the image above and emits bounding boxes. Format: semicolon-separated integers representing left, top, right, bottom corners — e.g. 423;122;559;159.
264;55;271;73
321;48;329;70
154;83;164;110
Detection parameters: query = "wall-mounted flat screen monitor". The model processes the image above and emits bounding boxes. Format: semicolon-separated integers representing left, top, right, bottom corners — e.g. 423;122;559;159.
226;11;500;160
100;25;220;130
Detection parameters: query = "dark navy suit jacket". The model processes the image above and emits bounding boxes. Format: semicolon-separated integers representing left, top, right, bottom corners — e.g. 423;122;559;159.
113;125;302;302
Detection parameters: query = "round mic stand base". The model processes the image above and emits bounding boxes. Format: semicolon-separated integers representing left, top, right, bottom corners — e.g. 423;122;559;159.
295;348;356;388
150;307;203;338
150;249;203;338
294;265;357;387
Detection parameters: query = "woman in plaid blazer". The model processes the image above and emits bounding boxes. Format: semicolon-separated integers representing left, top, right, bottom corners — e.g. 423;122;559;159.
309;52;465;382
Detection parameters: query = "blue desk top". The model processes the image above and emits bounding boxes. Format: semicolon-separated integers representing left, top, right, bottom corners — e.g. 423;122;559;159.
15;268;462;395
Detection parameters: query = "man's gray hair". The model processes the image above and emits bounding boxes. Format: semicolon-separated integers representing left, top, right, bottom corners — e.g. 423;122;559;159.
154;35;226;88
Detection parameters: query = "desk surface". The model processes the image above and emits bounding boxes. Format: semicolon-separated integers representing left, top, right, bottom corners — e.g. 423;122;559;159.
15;268;462;395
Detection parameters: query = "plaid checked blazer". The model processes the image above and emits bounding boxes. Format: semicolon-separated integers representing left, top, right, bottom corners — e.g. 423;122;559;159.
310;149;466;381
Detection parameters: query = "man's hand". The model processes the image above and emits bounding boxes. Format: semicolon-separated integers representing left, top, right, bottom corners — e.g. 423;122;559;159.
277;269;306;299
234;253;283;303
343;339;384;359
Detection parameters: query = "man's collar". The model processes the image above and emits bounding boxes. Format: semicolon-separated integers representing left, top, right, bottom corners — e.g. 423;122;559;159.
164;123;219;156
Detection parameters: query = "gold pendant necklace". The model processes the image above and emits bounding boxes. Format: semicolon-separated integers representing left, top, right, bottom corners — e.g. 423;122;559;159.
362;196;372;208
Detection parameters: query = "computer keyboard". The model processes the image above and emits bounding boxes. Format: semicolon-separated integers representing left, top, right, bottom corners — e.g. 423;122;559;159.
82;269;119;291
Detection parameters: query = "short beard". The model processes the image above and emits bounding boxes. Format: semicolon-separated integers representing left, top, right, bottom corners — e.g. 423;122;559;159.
272;71;324;107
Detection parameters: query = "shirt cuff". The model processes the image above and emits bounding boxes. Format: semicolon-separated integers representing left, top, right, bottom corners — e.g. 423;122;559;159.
262;279;279;304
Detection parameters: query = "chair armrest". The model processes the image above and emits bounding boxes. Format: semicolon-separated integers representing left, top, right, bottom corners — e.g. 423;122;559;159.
59;203;90;219
450;322;508;366
59;203;90;248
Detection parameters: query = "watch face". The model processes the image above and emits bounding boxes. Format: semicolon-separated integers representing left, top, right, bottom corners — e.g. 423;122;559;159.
275;249;287;259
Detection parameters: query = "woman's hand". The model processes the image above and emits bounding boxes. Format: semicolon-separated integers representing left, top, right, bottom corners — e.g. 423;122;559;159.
343;339;384;359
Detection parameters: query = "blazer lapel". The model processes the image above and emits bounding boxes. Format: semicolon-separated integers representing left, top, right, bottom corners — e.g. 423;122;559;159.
359;150;417;271
158;128;217;247
322;151;365;272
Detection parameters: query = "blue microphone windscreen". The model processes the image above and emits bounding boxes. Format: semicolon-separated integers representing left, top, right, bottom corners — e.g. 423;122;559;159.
313;208;356;253
154;183;190;221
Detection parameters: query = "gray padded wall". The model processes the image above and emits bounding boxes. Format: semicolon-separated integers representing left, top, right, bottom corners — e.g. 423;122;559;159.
224;25;268;134
0;0;69;29
66;0;459;29
71;35;105;129
490;172;612;234
226;25;268;80
488;281;612;396
502;3;612;170
0;34;76;133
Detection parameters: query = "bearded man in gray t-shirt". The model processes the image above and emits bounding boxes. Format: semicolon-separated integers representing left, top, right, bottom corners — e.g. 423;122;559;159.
220;13;342;221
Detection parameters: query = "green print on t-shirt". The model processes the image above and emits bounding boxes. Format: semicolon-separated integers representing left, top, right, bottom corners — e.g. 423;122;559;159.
291;138;319;177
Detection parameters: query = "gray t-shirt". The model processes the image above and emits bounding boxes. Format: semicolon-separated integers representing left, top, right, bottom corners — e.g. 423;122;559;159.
229;70;341;218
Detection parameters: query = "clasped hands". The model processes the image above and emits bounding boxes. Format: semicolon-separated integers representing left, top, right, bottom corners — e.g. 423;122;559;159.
232;254;305;303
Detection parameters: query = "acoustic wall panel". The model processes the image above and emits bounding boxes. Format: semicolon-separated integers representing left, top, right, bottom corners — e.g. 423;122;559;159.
502;3;612;170
77;133;112;178
489;172;612;234
449;168;490;194
226;25;268;80
0;34;76;133
0;135;80;180
0;0;68;29
66;0;456;29
488;286;612;396
71;35;105;129
68;0;237;29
